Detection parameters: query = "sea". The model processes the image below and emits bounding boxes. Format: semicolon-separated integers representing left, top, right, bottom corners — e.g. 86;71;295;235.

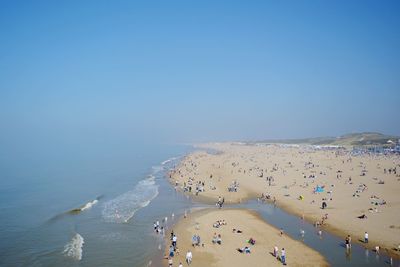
0;143;193;267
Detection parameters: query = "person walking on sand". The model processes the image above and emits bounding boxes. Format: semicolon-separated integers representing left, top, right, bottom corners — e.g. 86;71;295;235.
273;245;279;258
186;250;192;265
281;248;286;265
364;232;369;243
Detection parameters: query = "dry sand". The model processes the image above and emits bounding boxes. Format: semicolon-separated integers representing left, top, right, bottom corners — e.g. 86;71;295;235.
169;143;400;256
163;208;328;267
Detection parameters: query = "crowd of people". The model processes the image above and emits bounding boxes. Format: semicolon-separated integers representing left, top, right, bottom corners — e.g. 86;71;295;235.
161;145;400;266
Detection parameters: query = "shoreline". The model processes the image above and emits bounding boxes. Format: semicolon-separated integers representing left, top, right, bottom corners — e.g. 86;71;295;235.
168;143;400;259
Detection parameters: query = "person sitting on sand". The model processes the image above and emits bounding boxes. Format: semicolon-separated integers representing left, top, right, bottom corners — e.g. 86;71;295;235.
212;233;218;244
232;228;243;233
357;214;368;219
191;235;197;247
217;234;222;245
368;207;378;213
237;246;251;254
248;237;256;245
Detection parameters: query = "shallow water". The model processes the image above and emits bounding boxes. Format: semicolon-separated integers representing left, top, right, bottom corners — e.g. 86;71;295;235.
238;200;400;267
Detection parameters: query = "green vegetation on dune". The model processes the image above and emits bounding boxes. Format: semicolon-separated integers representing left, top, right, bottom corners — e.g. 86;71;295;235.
252;132;399;146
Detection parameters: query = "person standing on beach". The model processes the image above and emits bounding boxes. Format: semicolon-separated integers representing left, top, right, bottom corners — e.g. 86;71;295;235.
169;245;174;257
172;234;177;249
364;232;369;243
273;245;279;258
186;250;192;265
345;235;352;249
348;235;352;246
281;248;286;265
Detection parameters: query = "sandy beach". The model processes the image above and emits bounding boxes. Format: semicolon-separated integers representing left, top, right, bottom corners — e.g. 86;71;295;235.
169;143;400;256
163;208;328;267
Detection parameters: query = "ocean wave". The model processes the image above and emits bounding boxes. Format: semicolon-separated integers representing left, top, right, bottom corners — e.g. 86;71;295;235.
161;157;177;165
63;233;84;261
102;177;159;223
81;199;98;211
101;157;181;223
68;196;102;214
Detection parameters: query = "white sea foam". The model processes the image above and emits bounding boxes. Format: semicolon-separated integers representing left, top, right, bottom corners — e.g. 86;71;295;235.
102;157;181;223
102;177;159;223
161;157;177;165
80;199;98;211
63;233;84;260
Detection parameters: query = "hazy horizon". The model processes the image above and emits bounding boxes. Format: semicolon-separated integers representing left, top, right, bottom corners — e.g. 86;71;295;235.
1;1;400;153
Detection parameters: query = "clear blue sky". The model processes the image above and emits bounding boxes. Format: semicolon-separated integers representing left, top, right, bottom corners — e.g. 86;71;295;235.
1;0;399;149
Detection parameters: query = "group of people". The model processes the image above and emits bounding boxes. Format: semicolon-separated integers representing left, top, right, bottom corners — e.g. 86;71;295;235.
166;231;193;266
191;234;202;247
314;213;329;227
383;167;397;175
344;231;370;249
216;196;225;208
273;246;287;265
228;180;239;192
212;233;222;245
236;237;256;255
259;193;273;202
153;220;165;235
212;219;227;228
